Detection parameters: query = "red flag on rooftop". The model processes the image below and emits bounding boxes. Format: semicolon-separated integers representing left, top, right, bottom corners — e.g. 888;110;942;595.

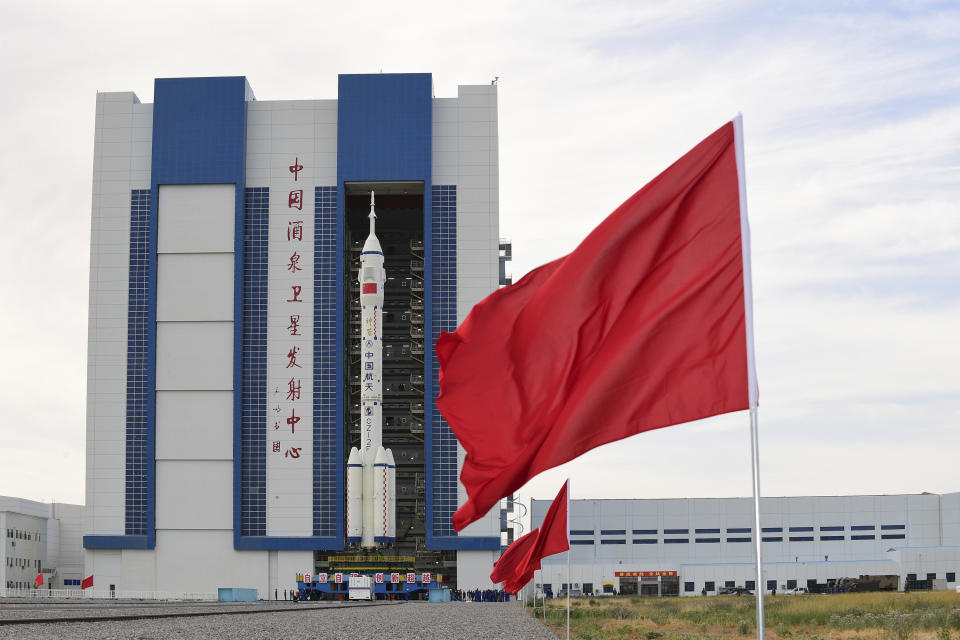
438;119;758;531
490;480;570;593
35;573;43;587
81;575;94;590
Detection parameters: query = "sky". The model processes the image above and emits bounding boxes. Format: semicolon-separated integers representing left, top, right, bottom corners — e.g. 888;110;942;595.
0;1;957;517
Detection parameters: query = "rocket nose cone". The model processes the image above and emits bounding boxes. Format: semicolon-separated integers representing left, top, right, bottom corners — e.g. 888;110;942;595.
374;446;387;465
348;447;361;464
385;448;396;466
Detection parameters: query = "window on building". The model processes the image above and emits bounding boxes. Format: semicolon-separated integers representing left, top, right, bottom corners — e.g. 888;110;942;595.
696;538;721;543
851;535;875;540
664;538;689;544
633;529;657;535
787;579;797;589
695;528;720;534
766;580;776;591
684;582;695;592
788;526;813;532
746;580;756;591
946;572;955;583
727;537;751;543
761;527;783;532
600;530;626;536
762;536;783;542
582;583;593;595
851;525;875;531
600;539;625;544
561;583;569;590
881;534;905;540
927;573;937;581
906;573;916;581
664;529;689;534
820;535;844;541
570;540;594;545
704;581;715;592
881;524;905;530
727;527;751;533
789;536;813;542
633;539;657;544
725;580;735;588
570;530;594;536
820;526;843;531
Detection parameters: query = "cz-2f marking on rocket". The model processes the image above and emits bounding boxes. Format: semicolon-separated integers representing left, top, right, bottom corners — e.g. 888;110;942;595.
347;192;396;547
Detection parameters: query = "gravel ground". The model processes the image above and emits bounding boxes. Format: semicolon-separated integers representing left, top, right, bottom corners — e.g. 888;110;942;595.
0;601;557;639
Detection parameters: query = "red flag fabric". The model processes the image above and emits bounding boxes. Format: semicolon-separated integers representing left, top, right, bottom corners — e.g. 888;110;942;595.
489;480;570;593
35;573;43;587
438;121;756;531
490;527;539;593
81;575;94;589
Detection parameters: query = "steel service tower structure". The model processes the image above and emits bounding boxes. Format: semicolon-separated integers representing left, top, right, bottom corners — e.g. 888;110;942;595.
347;193;397;547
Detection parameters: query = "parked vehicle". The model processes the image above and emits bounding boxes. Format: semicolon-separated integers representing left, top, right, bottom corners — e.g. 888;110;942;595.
780;586;808;595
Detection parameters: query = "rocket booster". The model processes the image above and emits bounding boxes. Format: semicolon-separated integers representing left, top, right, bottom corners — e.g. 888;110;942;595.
346;192;396;547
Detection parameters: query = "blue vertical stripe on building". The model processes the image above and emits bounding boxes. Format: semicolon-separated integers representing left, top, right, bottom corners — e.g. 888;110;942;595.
240;187;268;536
314;186;339;538
430;185;458;539
125;189;151;536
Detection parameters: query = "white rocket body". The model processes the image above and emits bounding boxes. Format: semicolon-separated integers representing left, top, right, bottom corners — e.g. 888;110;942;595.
347;192;395;547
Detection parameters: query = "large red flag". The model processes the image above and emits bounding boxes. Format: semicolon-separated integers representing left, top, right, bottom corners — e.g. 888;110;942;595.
81;575;94;590
438;120;757;530
490;480;570;593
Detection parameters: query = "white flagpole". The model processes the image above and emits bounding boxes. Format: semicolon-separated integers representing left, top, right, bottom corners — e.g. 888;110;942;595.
566;478;571;640
749;408;765;639
733;113;763;640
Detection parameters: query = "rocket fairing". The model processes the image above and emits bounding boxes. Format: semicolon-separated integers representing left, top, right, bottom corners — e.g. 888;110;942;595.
346;192;396;547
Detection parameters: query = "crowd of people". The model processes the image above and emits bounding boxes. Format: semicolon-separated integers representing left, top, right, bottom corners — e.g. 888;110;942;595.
454;588;512;602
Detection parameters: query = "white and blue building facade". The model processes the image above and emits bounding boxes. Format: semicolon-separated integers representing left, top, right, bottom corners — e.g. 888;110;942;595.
529;492;960;597
84;74;502;595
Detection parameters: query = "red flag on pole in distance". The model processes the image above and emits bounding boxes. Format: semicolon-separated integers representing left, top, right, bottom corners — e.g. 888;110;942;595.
438;120;758;531
490;527;539;594
490;480;570;593
81;575;94;590
35;573;43;587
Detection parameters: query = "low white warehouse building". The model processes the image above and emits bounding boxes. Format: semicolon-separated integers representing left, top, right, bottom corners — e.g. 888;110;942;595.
528;492;960;597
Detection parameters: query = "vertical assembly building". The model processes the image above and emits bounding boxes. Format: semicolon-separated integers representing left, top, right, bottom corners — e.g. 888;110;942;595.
84;74;504;594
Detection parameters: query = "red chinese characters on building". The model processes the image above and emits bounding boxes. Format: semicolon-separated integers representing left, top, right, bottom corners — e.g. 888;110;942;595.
286;408;300;434
288;251;302;273
289;157;303;181
288;189;303;210
287;220;303;242
272;159;310;463
287;378;301;401
286;346;301;369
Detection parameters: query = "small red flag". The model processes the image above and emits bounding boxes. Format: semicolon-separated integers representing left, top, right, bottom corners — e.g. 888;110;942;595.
490;527;539;593
81;575;94;589
35;573;44;587
489;480;570;593
438;119;757;531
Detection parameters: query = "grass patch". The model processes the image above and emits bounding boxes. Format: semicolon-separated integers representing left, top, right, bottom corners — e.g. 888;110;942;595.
530;591;960;640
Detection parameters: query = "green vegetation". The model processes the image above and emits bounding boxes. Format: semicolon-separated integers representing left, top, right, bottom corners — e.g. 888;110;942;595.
528;592;960;640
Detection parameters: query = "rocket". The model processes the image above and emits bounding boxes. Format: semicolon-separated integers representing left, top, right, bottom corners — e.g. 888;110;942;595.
346;192;396;547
